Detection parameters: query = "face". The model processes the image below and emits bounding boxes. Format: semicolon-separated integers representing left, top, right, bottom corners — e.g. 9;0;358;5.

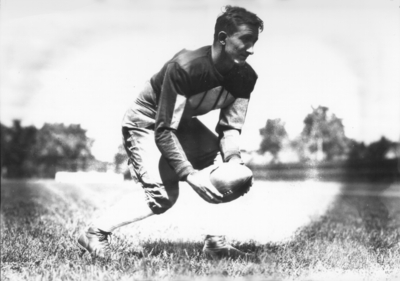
222;24;259;66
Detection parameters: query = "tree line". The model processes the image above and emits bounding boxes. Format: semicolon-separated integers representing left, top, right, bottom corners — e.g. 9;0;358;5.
1;120;106;179
259;106;398;164
2;106;398;179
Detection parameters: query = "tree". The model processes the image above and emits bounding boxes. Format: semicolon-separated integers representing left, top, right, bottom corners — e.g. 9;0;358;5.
300;106;349;161
32;123;95;177
1;121;100;178
366;137;393;161
114;144;129;174
1;120;38;178
348;139;367;161
259;119;288;163
347;137;396;163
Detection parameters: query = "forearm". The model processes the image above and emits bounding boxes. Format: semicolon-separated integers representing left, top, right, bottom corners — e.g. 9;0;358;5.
219;129;243;163
217;97;250;163
155;128;194;180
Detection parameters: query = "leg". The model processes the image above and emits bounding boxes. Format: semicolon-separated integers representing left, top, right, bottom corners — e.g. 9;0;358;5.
93;126;180;231
78;126;180;257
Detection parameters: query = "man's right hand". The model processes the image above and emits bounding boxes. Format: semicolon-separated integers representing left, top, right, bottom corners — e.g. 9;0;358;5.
186;168;223;204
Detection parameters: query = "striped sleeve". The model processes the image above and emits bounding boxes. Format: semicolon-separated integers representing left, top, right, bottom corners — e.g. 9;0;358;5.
154;63;194;180
216;97;250;162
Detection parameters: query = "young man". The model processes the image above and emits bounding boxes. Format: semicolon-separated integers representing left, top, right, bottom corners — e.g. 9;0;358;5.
78;6;263;258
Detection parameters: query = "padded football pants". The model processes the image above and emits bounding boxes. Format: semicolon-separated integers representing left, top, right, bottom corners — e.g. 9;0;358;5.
122;118;222;214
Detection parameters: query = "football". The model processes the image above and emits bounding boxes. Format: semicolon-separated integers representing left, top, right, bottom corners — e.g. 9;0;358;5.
209;163;253;203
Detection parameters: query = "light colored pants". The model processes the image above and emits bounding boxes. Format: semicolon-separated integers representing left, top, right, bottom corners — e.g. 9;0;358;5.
122;117;221;214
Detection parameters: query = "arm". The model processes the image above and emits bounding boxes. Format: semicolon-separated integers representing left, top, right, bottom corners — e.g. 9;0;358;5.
216;97;250;164
154;62;194;180
154;63;222;202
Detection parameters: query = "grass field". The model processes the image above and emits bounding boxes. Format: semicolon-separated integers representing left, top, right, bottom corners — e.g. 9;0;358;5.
1;178;400;280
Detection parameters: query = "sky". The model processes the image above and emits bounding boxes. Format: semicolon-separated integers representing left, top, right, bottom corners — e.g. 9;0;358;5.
1;0;399;161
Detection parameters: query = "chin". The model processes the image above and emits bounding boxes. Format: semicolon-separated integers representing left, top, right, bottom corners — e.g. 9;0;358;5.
234;59;247;66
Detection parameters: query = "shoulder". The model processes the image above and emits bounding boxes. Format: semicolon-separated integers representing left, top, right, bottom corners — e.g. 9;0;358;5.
224;63;258;98
242;62;258;81
233;62;258;82
150;47;212;95
169;46;212;75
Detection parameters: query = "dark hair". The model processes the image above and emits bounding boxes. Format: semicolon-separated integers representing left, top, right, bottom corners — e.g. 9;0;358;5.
214;6;264;42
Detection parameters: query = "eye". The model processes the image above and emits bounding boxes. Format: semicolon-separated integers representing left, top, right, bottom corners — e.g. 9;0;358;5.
241;35;252;41
241;35;258;44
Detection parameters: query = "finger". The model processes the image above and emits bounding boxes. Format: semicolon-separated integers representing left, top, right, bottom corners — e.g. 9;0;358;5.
194;189;215;203
207;185;223;198
213;197;222;203
205;190;222;203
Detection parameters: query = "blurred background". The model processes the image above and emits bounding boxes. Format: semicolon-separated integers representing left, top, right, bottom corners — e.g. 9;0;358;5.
1;0;399;180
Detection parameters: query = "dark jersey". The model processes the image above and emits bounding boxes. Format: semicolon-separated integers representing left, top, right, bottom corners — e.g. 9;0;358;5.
122;46;258;180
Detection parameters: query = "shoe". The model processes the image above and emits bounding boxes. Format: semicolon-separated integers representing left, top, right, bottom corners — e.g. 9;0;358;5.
77;227;112;258
202;235;254;259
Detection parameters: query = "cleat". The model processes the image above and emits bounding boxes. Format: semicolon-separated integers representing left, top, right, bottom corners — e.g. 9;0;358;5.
77;227;112;258
202;235;254;259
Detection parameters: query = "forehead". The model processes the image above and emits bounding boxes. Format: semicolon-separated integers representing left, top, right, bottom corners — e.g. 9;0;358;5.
231;24;259;38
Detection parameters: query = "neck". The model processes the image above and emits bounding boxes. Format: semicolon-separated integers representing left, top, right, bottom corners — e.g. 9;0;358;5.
211;44;235;76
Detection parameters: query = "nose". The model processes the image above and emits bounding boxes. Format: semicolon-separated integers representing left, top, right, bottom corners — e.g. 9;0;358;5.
246;44;254;55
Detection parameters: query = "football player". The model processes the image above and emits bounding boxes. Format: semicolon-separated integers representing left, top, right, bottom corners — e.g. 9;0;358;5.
78;5;263;259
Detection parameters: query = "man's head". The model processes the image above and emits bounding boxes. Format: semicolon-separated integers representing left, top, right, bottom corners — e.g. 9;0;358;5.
213;6;263;66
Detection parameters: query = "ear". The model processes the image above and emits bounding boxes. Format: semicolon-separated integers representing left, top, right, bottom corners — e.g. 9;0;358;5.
218;31;227;46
